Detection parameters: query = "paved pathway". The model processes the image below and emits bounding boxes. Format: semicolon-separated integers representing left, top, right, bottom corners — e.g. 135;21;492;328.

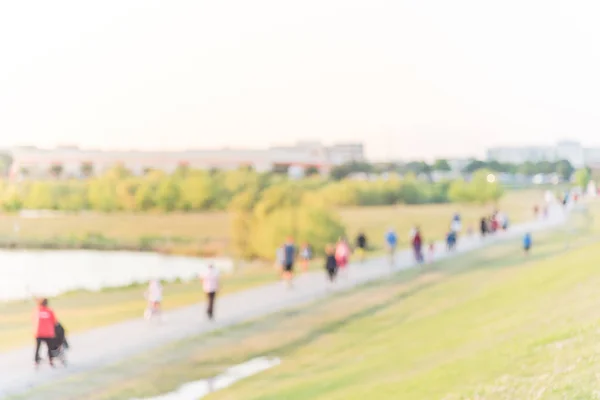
0;205;567;398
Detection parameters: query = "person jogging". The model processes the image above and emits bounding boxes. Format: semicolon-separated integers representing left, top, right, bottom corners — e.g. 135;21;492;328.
446;229;457;251
451;212;462;234
299;242;313;272
34;298;57;368
282;237;296;288
355;231;367;263
202;265;220;320
335;237;351;278
523;232;532;255
324;244;338;284
385;228;398;266
412;227;424;264
144;279;163;321
480;217;488;237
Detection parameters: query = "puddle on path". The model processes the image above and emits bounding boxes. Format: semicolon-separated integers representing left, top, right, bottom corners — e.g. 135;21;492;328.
133;356;281;400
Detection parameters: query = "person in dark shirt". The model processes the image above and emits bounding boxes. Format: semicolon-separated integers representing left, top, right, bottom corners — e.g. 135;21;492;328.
355;232;367;262
282;237;296;288
324;244;338;283
480;217;488;237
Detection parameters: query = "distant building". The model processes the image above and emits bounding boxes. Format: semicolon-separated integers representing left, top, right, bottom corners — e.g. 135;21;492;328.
486;140;596;168
8;141;365;179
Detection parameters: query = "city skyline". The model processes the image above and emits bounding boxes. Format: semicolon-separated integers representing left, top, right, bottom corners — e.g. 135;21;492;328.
3;1;600;160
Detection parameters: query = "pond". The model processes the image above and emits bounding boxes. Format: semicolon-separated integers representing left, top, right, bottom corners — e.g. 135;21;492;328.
0;250;233;302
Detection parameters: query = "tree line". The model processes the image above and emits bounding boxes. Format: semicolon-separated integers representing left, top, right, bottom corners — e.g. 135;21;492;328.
0;164;509;259
0;165;505;214
330;159;576;181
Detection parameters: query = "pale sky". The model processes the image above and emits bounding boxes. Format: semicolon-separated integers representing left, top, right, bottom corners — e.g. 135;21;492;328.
2;0;600;160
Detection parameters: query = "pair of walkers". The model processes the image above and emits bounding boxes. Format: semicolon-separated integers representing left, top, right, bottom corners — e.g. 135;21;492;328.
143;265;220;322
324;238;352;283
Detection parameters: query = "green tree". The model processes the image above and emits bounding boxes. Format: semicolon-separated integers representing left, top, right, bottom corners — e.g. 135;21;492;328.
80;162;94;178
87;178;119;212
250;206;346;260
178;174;215;210
433;159;451;172
574;168;591;189
23;182;55;209
49;164;63;179
555;160;574;181
469;169;503;204
462;159;488;173
155;178;181;211
134;181;156;211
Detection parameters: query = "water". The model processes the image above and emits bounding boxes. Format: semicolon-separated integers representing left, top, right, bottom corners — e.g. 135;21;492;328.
133;357;281;400
0;250;233;302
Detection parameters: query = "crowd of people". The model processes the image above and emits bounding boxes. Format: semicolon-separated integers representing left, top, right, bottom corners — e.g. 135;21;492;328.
32;205;539;370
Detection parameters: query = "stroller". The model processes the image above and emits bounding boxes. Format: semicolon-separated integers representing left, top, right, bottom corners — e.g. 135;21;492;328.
49;322;69;366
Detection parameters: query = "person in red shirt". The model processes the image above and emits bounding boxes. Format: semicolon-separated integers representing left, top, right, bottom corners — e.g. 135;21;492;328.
34;298;57;367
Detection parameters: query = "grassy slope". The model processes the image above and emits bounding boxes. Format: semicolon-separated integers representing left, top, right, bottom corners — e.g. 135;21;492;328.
16;213;600;400
0;191;540;351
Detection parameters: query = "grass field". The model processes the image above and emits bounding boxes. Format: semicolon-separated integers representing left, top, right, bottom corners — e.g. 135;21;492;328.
15;206;600;400
0;190;541;256
0;190;542;352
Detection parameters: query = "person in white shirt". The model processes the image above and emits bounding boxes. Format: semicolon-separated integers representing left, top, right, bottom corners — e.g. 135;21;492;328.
202;265;220;320
144;279;163;321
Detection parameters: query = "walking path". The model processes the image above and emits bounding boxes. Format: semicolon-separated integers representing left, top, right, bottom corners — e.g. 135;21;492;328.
0;205;567;398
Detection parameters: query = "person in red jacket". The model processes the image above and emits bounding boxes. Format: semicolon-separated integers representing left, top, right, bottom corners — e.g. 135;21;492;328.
34;298;57;367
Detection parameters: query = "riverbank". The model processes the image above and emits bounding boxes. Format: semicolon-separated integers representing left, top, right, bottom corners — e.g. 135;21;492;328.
0;190;541;256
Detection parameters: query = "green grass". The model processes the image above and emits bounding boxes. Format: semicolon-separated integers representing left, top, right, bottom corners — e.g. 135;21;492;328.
0;191;542;351
15;210;600;400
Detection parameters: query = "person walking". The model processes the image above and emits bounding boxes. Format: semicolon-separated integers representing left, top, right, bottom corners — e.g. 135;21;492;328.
34;298;57;369
523;232;532;255
355;231;367;263
480;217;488;237
446;229;457;251
412;227;424;264
335;237;351;279
202;265;220;320
299;242;313;272
385;228;398;266
324;244;338;284
451;212;462;234
144;279;163;322
282;237;296;289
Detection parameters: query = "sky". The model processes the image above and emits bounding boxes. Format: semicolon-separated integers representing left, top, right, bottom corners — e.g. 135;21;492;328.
1;0;600;160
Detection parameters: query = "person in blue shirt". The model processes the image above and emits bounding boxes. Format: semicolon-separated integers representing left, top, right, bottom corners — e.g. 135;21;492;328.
523;232;532;255
385;228;398;266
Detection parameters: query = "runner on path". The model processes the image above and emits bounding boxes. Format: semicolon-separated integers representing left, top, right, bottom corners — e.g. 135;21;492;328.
144;280;163;321
412;227;424;264
355;231;367;263
446;229;457;251
480;217;488;237
451;212;462;234
34;298;57;369
427;241;435;263
324;244;338;284
335;237;351;279
282;237;297;288
523;232;532;255
385;228;398;266
299;242;313;272
202;265;220;320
